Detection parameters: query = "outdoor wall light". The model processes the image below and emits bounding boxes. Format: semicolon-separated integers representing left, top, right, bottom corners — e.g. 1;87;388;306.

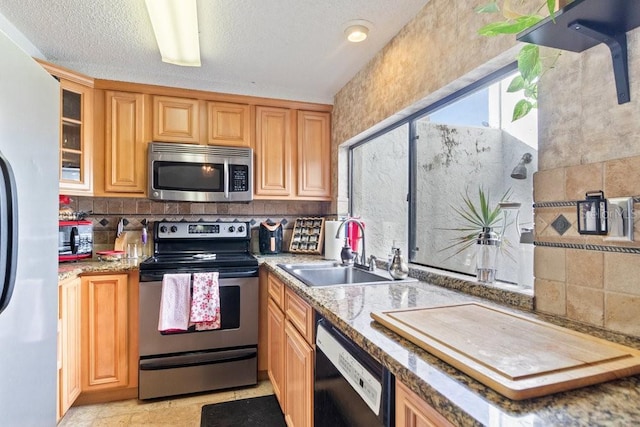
577;190;608;235
345;20;371;42
510;153;533;179
145;0;201;67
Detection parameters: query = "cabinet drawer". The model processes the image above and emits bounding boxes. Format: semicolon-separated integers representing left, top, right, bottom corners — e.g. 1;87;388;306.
268;273;285;308
285;287;314;345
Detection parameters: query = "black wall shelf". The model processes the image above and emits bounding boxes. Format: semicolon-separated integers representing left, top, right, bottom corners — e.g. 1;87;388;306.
517;0;640;104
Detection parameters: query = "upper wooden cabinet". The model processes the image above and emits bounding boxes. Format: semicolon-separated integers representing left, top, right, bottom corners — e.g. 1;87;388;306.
254;106;294;197
37;60;94;195
297;111;331;199
153;96;200;143
103;91;148;194
207;102;251;147
59;79;94;194
255;107;331;200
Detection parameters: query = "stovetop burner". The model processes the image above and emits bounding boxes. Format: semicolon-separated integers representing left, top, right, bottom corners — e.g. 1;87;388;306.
139;220;259;282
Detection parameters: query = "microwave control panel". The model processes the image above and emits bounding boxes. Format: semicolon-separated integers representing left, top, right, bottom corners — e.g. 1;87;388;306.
230;165;249;192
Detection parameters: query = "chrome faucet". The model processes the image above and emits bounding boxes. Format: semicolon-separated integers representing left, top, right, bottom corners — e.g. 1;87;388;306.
335;219;375;271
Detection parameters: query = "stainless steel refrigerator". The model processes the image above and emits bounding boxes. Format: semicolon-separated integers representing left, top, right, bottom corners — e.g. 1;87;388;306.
0;30;60;425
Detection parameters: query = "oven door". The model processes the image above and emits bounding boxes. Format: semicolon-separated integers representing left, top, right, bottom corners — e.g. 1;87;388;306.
138;275;259;399
139;276;258;356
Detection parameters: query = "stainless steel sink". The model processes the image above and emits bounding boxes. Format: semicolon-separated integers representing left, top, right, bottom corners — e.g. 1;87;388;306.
277;262;415;287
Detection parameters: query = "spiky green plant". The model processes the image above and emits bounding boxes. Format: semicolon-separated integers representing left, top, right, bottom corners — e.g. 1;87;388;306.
439;186;514;259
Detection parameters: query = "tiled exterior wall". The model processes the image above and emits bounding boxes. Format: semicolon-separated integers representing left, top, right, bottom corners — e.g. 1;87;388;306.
331;0;640;337
534;28;640;337
66;196;332;253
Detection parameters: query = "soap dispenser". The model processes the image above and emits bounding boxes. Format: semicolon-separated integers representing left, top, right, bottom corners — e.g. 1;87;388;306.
340;238;355;266
388;247;409;280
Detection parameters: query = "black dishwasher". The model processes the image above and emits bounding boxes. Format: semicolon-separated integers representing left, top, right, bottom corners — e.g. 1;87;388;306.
314;313;394;427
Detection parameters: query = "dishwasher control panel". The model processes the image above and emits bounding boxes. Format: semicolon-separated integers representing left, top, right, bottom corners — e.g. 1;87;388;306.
316;324;382;415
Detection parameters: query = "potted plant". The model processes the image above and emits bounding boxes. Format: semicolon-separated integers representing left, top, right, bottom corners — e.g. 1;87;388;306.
439;186;516;262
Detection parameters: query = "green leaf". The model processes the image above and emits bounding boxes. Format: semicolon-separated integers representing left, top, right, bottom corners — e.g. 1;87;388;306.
547;0;557;21
523;82;538;99
478;15;543;36
517;45;541;81
475;2;500;13
512;99;534;121
506;75;525;92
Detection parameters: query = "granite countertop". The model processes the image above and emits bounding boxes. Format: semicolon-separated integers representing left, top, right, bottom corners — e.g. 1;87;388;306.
58;257;144;281
257;254;640;427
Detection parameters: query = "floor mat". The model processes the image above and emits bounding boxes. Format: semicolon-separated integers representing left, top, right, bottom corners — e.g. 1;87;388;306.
200;394;286;427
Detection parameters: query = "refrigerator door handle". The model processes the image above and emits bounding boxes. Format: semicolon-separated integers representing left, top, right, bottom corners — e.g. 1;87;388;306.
0;149;18;315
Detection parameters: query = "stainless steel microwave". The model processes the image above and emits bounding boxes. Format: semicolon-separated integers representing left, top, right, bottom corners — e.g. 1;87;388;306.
148;142;253;202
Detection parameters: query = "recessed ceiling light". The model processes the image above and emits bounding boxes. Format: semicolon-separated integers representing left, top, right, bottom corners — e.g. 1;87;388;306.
344;20;372;43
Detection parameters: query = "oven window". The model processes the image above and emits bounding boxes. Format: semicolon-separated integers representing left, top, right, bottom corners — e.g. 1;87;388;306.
219;286;240;329
158;285;240;334
154;161;223;192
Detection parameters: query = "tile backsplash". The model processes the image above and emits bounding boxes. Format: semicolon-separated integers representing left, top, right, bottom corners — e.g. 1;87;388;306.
65;196;332;254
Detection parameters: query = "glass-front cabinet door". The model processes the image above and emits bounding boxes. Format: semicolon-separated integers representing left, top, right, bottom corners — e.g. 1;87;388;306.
59;79;93;194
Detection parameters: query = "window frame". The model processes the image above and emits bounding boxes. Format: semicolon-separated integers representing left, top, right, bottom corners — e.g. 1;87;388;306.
348;62;520;266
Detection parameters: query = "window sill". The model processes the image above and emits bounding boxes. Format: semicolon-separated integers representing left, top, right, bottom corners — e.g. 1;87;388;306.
400;263;534;311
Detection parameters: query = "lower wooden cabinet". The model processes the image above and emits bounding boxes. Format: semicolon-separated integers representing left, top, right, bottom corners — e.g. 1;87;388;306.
396;380;454;427
58;277;82;421
283;319;314;427
75;272;139;405
266;271;314;427
267;298;286;404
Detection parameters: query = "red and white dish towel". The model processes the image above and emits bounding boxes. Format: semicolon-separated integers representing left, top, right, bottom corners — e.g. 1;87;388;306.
158;273;191;332
190;272;221;331
157;272;222;332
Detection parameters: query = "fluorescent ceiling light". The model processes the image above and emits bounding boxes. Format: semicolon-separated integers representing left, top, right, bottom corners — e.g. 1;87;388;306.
145;0;201;67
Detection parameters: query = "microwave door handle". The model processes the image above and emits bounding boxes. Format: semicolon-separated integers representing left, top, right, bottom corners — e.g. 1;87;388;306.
224;159;229;199
70;227;79;254
0;150;18;316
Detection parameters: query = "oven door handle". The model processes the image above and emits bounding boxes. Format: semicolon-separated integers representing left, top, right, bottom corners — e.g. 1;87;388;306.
223;159;229;199
139;347;256;370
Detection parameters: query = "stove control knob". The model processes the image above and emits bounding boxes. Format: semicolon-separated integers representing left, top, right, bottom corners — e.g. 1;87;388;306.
228;226;235;233
170;226;178;233
237;225;245;233
160;226;168;233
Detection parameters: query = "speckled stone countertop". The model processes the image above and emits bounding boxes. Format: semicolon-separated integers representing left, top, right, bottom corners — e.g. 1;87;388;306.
257;254;640;427
58;258;143;281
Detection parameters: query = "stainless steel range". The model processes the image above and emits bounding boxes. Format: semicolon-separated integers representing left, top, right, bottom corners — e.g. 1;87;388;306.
138;220;259;400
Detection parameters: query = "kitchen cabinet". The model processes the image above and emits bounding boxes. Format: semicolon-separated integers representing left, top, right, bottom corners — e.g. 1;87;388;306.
255;107;331;200
207;101;251;147
267;298;286;404
297;110;331;199
266;271;314;427
153;95;200;143
76;272;139;404
100;91;148;194
37;60;94;195
255;106;294;197
58;277;82;421
396;380;454;427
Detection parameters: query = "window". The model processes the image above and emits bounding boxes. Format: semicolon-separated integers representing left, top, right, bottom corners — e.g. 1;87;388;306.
349;65;537;286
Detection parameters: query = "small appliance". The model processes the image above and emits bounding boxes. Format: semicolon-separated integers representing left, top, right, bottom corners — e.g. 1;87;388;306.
259;221;283;254
58;220;93;262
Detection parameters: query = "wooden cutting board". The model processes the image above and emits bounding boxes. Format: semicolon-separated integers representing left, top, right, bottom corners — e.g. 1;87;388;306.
371;303;640;400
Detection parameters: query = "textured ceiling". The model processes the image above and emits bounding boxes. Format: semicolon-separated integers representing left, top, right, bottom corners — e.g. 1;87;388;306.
0;0;429;104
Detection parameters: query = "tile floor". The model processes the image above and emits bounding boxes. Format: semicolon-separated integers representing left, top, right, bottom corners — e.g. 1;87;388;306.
58;380;274;427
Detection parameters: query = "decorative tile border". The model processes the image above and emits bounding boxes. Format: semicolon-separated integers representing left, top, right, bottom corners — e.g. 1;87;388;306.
535;241;640;254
